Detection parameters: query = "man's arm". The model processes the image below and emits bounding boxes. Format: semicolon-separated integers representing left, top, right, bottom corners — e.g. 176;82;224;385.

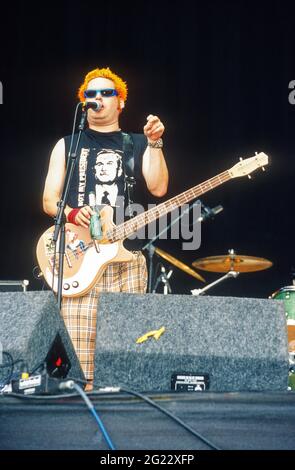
43;138;93;227
43;138;69;217
142;114;169;197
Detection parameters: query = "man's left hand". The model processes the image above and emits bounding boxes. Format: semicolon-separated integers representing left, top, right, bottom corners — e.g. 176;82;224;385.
144;114;165;142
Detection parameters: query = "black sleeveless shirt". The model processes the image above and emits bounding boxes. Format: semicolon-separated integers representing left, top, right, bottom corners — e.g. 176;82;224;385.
64;128;148;250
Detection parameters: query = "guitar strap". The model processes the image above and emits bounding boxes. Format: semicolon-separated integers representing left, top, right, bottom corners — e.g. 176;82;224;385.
122;132;136;218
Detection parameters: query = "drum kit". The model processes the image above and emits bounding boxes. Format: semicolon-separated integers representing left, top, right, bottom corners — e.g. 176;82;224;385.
154;247;295;355
270;286;295;355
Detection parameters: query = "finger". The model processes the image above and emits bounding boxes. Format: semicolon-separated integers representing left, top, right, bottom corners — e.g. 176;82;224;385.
146;126;164;139
74;214;88;228
80;206;94;218
80;212;91;223
79;220;89;228
145;115;159;128
76;207;92;227
145;123;163;137
77;214;90;227
146;114;159;121
146;115;159;126
150;123;164;134
144;122;153;132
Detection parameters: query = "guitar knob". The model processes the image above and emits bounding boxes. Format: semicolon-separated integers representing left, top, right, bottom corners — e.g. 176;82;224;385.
63;283;70;290
72;281;79;288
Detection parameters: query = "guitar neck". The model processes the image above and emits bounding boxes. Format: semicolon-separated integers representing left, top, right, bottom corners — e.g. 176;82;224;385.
106;169;231;243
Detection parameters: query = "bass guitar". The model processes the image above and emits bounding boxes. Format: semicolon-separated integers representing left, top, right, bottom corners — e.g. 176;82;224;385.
36;152;268;298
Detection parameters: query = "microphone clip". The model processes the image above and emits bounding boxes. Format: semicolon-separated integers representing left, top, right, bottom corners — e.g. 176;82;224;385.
198;201;224;222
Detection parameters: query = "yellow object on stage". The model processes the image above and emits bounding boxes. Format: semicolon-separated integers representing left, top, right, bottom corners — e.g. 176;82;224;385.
136;326;165;344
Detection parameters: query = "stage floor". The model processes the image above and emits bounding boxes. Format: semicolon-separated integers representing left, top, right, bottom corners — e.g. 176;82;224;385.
0;390;295;450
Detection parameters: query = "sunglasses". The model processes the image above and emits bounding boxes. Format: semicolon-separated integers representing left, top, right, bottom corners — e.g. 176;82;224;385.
84;88;118;99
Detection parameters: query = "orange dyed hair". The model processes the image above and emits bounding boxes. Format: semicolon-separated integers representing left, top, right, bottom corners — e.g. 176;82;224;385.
77;67;128;103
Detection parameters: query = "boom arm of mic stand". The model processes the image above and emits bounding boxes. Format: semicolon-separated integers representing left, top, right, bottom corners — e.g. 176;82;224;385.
142;200;201;293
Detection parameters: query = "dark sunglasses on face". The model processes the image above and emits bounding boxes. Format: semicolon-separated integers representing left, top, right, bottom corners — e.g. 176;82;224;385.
84;88;118;98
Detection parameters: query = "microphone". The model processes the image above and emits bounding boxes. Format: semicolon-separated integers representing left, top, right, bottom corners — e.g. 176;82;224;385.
82;101;101;111
198;203;224;222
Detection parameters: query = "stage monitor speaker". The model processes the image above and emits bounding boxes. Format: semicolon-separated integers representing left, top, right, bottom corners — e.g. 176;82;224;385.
0;291;85;385
94;293;289;392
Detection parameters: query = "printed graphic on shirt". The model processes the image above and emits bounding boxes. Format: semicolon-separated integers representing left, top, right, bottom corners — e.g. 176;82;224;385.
78;148;90;207
77;147;124;209
93;149;123;206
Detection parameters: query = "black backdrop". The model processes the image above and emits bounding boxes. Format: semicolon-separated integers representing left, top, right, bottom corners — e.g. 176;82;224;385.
1;0;294;299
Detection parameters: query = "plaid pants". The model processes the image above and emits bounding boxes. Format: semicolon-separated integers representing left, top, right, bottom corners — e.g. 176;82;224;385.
61;251;147;381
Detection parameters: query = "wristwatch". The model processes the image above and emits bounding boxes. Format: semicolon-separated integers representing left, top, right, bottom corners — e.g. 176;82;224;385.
148;138;163;148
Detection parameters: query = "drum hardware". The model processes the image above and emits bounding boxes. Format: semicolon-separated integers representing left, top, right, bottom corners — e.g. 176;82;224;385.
191;270;239;296
152;247;205;295
270;286;295;354
143;201;204;293
191;248;272;296
192;248;273;273
143;198;223;294
154;247;205;282
270;287;295;390
288;350;295;391
152;264;173;295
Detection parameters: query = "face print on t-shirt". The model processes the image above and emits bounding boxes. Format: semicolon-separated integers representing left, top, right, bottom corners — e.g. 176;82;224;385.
93;149;123;206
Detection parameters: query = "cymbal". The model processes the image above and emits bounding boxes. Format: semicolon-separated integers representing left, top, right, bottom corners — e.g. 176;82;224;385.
192;253;273;273
154;247;206;282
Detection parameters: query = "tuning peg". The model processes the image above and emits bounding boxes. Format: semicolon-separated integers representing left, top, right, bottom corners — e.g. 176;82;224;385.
255;151;258;155
248;174;252;179
261;166;266;171
239;157;243;161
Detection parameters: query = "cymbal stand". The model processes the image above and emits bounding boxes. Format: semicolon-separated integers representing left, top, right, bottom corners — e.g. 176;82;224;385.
191;270;239;296
152;264;173;294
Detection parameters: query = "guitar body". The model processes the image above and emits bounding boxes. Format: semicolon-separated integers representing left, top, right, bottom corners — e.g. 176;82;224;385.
36;206;135;298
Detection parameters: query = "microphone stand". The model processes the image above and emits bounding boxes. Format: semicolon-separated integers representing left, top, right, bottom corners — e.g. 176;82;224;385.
52;104;86;310
142;200;201;293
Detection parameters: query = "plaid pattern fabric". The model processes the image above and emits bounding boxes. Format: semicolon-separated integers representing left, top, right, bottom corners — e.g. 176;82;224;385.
61;251;147;382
